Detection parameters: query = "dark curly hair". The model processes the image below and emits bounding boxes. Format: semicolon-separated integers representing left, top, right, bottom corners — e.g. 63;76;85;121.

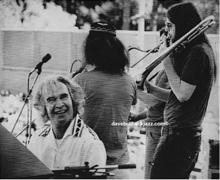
84;22;130;74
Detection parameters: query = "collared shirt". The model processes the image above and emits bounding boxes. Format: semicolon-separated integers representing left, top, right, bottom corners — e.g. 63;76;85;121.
28;115;106;170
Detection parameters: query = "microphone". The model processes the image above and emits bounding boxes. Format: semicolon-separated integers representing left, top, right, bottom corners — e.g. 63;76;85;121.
31;53;52;74
42;53;51;63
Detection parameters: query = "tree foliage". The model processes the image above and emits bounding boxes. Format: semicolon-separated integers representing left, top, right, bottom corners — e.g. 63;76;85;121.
0;0;218;33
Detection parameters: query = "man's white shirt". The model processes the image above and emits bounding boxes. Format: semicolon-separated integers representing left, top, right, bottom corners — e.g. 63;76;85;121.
28;115;106;170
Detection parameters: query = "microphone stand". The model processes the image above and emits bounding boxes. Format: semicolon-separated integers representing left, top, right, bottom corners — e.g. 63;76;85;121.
11;66;42;146
26;70;37;145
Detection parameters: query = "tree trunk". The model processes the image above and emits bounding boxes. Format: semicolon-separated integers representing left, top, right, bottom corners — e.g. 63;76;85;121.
152;0;159;31
122;0;131;30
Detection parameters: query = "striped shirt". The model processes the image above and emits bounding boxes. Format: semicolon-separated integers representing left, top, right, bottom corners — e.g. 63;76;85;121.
28;115;106;170
75;70;137;164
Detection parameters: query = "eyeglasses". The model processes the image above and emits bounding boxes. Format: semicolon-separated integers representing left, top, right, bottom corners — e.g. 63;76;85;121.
165;22;173;28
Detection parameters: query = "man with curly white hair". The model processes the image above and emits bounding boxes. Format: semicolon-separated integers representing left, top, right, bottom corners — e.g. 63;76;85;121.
28;75;106;170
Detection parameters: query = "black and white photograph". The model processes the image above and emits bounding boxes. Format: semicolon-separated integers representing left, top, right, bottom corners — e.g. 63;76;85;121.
0;0;219;179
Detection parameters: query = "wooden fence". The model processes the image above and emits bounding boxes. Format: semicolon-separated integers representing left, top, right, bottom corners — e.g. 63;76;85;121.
0;30;219;118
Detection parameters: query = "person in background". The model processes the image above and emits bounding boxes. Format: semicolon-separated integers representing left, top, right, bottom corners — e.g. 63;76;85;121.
129;69;169;179
129;27;171;179
28;75;106;170
74;21;137;179
144;2;216;178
